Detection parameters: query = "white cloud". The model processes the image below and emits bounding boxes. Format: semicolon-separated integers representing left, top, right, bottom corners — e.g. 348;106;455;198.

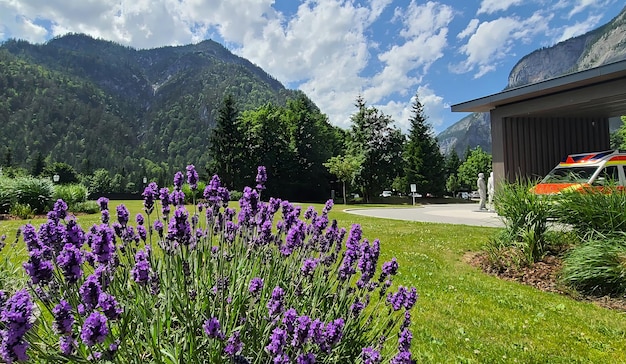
376;85;446;133
457;19;479;40
454;12;550;78
568;0;612;18
477;0;524;15
365;1;452;103
556;14;603;42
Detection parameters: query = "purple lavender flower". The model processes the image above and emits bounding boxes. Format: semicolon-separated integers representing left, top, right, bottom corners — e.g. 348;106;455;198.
141;182;159;214
203;174;222;208
137;225;147;242
301;258;319;277
203;317;225;340
79;274;103;312
23;249;53;285
390;350;413;364
80;312;109;346
255;220;273;246
101;209;110;224
281;220;305;256
173;171;184;190
248;277;264;295
52;300;74;335
350;299;366;317
296;353;316;364
167;207;192;246
381;258;399;278
398;328;412;352
57;243;83;284
98;293;122;320
132;249;151;284
304;206;316;220
362;347;382;364
38;219;65;253
65;218;85;248
53;199;68;220
292;315;312;348
97;197;109;211
21;224;41;252
404;287;418;310
186;165;199;190
224;330;243;356
309;318;325;347
323;318;344;349
267;286;285;318
116;204;130;226
255;166;267;190
322;199;334;215
159;187;171;215
282;308;298;335
136;213;145;225
265;327;286;355
59;335;76;355
170;190;185;207
357;239;380;288
0;289;33;363
87;224;116;265
153;220;164;238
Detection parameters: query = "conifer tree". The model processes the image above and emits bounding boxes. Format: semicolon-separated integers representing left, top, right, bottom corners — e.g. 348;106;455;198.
403;93;446;197
208;94;245;190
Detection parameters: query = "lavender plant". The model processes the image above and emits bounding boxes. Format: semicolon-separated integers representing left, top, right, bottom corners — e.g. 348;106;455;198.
0;165;417;363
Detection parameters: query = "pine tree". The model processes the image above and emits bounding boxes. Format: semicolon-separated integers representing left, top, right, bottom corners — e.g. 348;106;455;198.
403;93;446;197
208;94;245;190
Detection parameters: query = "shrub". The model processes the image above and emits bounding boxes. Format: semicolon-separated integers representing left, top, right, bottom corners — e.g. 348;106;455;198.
554;187;626;238
0;166;417;363
9;202;35;219
560;233;626;296
12;176;54;214
71;200;100;214
492;180;555;265
53;184;89;205
0;177;14;214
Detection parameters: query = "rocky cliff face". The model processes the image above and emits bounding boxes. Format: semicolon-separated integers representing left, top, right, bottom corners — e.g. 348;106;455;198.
507;7;626;88
438;6;626;155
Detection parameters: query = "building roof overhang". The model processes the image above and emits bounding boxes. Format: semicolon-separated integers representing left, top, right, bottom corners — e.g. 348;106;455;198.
451;59;626;117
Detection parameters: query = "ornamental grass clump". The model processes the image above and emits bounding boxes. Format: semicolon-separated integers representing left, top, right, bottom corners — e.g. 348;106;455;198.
0;165;417;363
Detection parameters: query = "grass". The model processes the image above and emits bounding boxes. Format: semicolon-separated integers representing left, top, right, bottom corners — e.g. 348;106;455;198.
1;200;625;362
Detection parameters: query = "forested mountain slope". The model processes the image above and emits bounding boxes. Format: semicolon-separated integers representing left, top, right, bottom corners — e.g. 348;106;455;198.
0;33;301;181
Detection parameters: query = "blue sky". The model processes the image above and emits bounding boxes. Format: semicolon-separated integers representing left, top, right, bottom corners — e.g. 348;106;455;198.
0;0;623;133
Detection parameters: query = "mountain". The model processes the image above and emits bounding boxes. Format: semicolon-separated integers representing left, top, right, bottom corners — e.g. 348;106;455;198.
438;6;626;156
437;112;490;156
0;33;302;181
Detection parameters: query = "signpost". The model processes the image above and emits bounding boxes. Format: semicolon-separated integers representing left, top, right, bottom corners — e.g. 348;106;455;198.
410;184;417;206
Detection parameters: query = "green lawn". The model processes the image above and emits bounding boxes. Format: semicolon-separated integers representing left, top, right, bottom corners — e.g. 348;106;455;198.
1;200;625;363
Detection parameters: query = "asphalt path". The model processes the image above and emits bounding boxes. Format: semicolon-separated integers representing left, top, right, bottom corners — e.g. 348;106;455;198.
344;203;505;228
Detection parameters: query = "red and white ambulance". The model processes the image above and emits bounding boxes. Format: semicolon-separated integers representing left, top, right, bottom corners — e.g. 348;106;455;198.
532;150;626;195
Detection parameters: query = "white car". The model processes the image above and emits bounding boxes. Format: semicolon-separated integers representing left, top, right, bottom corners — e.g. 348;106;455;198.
380;190;392;197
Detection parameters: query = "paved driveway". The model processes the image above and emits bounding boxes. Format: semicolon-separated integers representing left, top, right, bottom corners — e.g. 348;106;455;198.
344;203;505;228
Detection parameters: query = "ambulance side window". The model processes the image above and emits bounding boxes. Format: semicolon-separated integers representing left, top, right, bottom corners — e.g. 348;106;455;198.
593;166;619;185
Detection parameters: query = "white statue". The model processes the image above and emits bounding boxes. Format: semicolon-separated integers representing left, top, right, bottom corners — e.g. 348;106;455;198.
487;171;495;211
477;172;487;210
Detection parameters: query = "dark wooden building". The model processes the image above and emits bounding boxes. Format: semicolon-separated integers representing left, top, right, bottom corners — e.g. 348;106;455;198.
452;60;626;184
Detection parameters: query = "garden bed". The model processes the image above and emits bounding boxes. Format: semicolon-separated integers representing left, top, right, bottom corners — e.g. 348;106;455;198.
465;251;626;311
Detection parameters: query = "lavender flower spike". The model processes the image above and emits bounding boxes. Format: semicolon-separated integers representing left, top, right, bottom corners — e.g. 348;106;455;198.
256;166;267;190
186;165;199;190
0;289;34;363
80;312;109;346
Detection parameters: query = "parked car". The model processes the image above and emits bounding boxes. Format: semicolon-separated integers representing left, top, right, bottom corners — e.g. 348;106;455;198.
532;149;626;195
380;190;392;197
